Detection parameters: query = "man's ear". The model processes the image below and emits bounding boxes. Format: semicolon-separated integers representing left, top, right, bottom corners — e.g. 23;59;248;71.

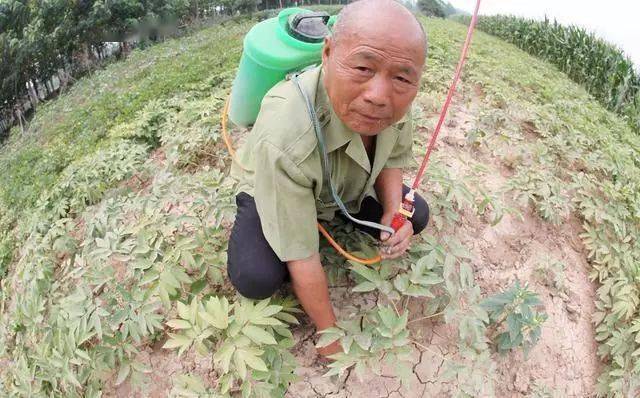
321;36;332;66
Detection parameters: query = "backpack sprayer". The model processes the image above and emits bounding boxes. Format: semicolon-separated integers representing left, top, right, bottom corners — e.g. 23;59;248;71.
222;1;481;265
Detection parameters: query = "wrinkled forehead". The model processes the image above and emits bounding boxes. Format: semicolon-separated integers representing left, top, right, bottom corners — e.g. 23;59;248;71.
331;10;427;63
333;25;426;69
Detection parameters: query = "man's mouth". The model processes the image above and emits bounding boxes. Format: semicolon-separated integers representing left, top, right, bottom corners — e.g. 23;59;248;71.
355;111;387;122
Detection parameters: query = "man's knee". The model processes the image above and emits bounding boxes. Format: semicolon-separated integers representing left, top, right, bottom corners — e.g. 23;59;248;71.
227;192;288;300
227;268;284;300
227;232;287;299
411;194;430;235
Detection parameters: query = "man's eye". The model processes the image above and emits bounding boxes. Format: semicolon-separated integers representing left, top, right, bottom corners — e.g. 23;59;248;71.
395;76;411;84
355;66;371;73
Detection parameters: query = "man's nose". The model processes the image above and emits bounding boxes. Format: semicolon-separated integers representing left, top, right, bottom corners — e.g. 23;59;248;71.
362;74;391;108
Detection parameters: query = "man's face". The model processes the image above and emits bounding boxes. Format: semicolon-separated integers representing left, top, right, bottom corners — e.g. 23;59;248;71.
321;26;425;135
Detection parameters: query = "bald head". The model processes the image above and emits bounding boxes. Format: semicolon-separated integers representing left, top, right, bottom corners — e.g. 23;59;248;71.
320;0;427;135
332;0;427;55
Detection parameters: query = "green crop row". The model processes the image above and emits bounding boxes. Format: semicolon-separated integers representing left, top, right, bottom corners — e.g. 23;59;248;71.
448;14;640;393
454;14;640;133
0;15;553;396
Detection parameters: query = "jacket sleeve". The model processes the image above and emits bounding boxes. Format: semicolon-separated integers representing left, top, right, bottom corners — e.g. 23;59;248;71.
384;116;414;169
253;139;319;262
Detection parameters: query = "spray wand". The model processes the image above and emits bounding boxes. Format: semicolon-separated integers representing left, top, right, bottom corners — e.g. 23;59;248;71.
387;0;481;235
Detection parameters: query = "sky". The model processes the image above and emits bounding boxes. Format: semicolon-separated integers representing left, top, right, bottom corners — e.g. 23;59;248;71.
447;0;640;68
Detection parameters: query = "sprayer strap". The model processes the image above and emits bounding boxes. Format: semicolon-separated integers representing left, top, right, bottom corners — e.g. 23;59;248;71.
290;73;395;236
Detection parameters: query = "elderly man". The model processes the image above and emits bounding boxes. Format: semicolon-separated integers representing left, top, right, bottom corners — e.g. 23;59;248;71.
228;0;429;358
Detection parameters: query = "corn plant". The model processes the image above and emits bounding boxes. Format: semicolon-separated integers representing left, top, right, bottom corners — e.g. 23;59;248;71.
455;14;640;132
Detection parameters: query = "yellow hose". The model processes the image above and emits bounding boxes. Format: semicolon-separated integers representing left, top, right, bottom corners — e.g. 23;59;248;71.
220;95;381;265
316;222;382;265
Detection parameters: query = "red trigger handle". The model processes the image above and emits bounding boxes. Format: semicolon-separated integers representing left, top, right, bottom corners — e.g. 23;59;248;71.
390;190;416;232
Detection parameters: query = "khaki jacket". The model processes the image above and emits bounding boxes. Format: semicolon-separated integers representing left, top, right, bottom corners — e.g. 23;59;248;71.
231;65;413;261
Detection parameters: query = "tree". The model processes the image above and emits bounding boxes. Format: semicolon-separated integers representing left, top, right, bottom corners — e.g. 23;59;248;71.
418;0;445;18
418;0;462;18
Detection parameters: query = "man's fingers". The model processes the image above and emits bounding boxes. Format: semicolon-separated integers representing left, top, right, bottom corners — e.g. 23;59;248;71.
379;214;394;241
380;232;412;259
383;222;412;246
393;236;411;253
378;218;413;259
381;237;411;259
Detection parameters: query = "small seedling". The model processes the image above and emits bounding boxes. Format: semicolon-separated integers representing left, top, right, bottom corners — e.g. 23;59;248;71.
534;256;567;296
481;281;548;356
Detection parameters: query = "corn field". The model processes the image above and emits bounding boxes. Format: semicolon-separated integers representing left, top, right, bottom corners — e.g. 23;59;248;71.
455;15;640;133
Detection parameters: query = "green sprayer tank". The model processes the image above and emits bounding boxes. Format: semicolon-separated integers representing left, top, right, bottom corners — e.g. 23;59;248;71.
228;8;336;127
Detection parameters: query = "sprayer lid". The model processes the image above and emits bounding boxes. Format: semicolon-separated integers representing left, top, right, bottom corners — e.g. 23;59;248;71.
287;11;330;43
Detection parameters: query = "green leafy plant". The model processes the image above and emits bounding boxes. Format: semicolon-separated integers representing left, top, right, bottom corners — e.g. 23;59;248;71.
315;305;414;386
481;281;548;356
507;164;573;225
476;188;522;226
163;296;299;397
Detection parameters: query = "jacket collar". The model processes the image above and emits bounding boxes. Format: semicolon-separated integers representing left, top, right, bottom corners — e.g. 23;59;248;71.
309;65;406;173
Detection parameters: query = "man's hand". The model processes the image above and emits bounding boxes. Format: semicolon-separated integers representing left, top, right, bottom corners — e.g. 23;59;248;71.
379;212;413;259
286;254;341;358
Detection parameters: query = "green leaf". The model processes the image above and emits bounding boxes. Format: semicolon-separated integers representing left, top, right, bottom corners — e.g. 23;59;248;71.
75;349;91;361
161;269;181;288
202;296;229;329
190;278;208;295
353;281;377;292
234;350;248;380
350;263;382;283
250;316;283;326
354;332;372;351
115;363;130;386
213;342;235;373
394;274;409;292
378;306;397;330
167;319;192;330
259;305;283;317
507;313;520;341
316;329;343;348
91;311;103;340
242;350;268;372
163;333;192;350
340;335;354;354
218;373;233;394
177;301;190;320
412;273;444;286
242;325;277;345
274;312;299;325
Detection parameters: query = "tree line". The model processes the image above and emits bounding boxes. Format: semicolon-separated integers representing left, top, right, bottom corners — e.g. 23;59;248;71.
417;0;464;18
0;0;349;140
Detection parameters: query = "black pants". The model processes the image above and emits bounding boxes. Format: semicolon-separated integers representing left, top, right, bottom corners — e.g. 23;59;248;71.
227;185;429;299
